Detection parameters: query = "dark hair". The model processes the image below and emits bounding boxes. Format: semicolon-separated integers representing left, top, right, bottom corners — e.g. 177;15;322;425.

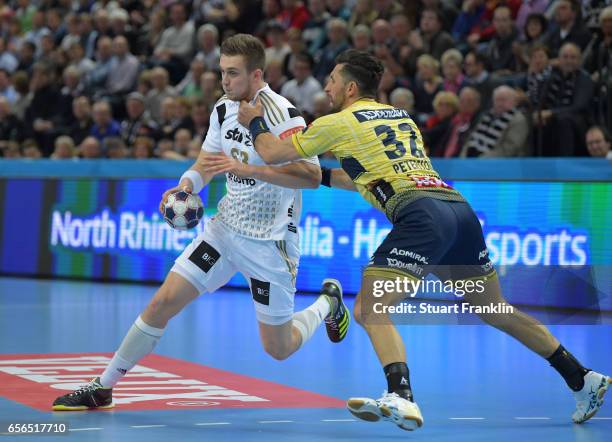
588;125;612;142
465;50;489;70
422;8;443;25
528;42;550;58
524;13;548;38
220;33;266;72
564;0;580;14
294;50;314;68
335;49;384;98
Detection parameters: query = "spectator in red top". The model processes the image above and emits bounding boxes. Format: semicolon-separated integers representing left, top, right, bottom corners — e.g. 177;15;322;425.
278;0;310;30
453;0;521;45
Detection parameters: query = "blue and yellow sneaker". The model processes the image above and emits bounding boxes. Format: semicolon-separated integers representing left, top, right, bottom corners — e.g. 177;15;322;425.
572;371;611;423
321;278;349;343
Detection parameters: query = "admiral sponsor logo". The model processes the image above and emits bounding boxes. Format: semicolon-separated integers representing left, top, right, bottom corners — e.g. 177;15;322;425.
353;108;410;122
390;247;429;264
0;354;344;411
479;249;489;260
228;172;256;186
386;258;424;276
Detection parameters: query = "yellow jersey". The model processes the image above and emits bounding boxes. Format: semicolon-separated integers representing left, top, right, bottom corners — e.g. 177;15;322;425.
291;98;464;221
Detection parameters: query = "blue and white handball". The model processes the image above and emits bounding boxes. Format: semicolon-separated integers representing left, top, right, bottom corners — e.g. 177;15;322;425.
163;191;204;230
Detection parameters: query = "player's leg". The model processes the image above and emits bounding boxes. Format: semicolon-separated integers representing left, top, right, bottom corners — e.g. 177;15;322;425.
257;316;302;361
463;273;559;357
256;279;348;360
51;271;201;411
451;201;611;423
52;220;237;410
465;273;611;422
348;270;423;430
239;238;348;360
347;198;458;431
353;273;407;367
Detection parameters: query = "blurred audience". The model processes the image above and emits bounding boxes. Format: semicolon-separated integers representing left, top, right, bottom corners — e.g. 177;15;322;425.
0;0;607;160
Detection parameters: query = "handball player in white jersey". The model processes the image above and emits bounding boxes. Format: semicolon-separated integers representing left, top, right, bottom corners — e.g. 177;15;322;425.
51;34;350;411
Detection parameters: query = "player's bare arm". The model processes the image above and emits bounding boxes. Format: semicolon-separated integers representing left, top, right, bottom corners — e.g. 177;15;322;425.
200;152;321;189
326;168;357;191
238;98;305;164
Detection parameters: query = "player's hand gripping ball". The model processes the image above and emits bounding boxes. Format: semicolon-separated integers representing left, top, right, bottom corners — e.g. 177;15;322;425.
163;191;204;230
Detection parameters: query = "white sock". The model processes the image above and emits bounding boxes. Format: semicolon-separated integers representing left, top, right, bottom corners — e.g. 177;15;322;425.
100;316;165;388
292;296;331;348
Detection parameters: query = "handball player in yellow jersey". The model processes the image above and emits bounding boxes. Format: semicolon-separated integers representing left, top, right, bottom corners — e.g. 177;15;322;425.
204;49;610;431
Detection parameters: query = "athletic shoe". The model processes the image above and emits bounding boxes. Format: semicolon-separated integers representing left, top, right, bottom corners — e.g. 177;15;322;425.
321;278;349;343
347;396;384;422
572;371;611;423
347;391;423;431
52;377;113;411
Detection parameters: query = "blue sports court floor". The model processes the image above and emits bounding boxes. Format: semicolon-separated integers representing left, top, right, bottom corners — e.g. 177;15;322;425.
0;276;610;441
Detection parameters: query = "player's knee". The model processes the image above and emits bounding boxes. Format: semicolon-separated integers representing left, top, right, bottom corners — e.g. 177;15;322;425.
146;286;178;320
263;342;292;361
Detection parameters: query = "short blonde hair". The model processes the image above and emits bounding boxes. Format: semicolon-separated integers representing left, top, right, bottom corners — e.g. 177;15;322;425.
600;5;612;23
433;91;459;112
417;54;440;71
441;49;463;67
55;135;75;150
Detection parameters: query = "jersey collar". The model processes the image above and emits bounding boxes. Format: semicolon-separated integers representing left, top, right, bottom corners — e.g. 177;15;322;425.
251;83;272;104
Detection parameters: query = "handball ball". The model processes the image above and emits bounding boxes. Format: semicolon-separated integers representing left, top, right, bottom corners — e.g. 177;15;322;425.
163;191;204;230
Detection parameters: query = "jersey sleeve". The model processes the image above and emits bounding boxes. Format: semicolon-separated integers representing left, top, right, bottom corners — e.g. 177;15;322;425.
269;107;305;140
266;105;319;165
201;102;224;153
291;113;339;158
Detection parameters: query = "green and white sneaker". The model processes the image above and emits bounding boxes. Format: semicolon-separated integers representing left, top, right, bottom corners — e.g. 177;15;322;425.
321;278;349;343
52;377;113;411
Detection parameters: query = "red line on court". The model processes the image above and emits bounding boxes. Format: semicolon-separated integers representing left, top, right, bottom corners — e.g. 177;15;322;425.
0;353;344;411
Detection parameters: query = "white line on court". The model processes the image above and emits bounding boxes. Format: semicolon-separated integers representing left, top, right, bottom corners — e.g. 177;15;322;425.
258;420;294;424
514;417;551;420
449;417;485;420
130;425;167;428
194;422;231;426
590;417;612;420
69;427;103;431
321;419;356;422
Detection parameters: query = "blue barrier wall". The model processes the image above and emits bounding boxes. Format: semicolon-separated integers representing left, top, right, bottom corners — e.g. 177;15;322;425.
1;159;610;311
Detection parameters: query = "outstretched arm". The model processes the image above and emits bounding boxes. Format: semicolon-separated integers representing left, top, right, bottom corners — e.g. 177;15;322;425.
200;152;321;189
324;167;357;191
238;98;307;164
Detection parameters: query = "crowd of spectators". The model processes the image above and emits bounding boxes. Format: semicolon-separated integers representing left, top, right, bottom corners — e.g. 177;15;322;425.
0;0;611;160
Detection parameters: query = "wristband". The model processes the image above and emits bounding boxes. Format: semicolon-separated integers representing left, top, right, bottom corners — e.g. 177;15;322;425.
321;167;332;187
249;116;271;141
180;170;204;193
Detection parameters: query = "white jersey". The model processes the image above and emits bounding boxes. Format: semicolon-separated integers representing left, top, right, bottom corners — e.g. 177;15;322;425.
202;84;319;241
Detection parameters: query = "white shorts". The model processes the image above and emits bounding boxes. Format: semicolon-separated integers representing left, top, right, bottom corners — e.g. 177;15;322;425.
171;218;299;325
